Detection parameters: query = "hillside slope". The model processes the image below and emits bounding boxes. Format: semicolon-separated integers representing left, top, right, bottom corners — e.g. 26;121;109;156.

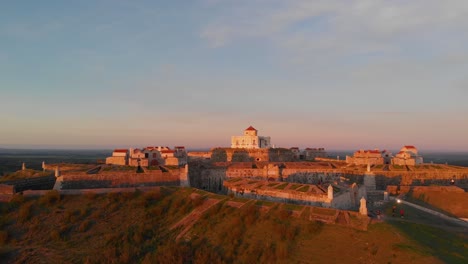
0;187;466;263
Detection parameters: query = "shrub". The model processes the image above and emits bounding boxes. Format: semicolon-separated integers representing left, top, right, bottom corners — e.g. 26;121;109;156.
39;190;61;206
63;210;78;224
0;230;8;245
9;194;25;209
50;230;61;241
18;203;32;223
78;220;92;232
85;192;97;201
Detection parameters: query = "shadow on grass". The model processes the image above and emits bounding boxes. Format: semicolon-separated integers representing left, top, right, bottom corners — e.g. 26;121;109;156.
389;220;468;264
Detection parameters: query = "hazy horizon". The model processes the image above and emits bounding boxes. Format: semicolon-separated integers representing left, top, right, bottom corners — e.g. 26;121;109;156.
1;1;468;150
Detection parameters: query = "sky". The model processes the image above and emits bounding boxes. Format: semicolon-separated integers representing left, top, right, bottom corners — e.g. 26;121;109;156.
1;0;468;151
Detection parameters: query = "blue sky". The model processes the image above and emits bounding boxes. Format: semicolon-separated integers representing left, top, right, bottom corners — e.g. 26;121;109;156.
1;0;468;151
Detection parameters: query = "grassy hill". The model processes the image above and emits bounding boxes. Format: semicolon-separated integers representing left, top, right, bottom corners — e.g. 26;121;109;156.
0;187;466;263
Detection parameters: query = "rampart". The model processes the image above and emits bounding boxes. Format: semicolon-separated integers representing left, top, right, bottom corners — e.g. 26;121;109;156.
61;170;181;189
188;161;468;194
0;184;15;194
0;175;56;192
344;170;468;189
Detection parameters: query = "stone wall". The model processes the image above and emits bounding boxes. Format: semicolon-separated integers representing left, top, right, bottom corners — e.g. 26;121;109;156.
341;170;468;190
210;148;297;162
0;184;15;194
0;175;56;192
331;185;367;210
188;162;227;193
188;161;468;195
225;181;328;206
61;170;181;189
283;170;342;184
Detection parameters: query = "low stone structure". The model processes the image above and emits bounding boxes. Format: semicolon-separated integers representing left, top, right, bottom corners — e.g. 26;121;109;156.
224;178;367;210
59;164;188;189
0;175;56;192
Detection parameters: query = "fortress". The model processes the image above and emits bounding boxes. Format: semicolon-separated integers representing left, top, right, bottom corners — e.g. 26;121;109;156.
2;126;467;215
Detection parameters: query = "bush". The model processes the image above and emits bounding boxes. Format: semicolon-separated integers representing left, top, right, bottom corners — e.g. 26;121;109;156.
39;190;61;206
85;192;97;201
63;210;78;224
0;230;8;245
18;203;32;223
9;194;25;209
50;230;61;241
78;220;92;232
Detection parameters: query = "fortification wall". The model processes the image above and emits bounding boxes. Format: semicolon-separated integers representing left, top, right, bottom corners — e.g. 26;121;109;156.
342;170;468;190
211;148;297;162
61;170;180;189
0;175;56;192
331;185;367;210
283;169;342;184
188;161;468;194
0;184;15;194
227;186;327;206
187;162;227;192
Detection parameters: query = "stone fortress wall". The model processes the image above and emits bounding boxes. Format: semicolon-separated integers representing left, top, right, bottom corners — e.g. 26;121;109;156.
188;160;468;197
52;164;188;189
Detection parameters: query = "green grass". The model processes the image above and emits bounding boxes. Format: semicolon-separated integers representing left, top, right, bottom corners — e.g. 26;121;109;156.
274;183;289;190
390;221;468;263
255;200;274;207
267;182;280;187
289;184;302;190
297;186;310;192
392;165;406;170
0;169;53;182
